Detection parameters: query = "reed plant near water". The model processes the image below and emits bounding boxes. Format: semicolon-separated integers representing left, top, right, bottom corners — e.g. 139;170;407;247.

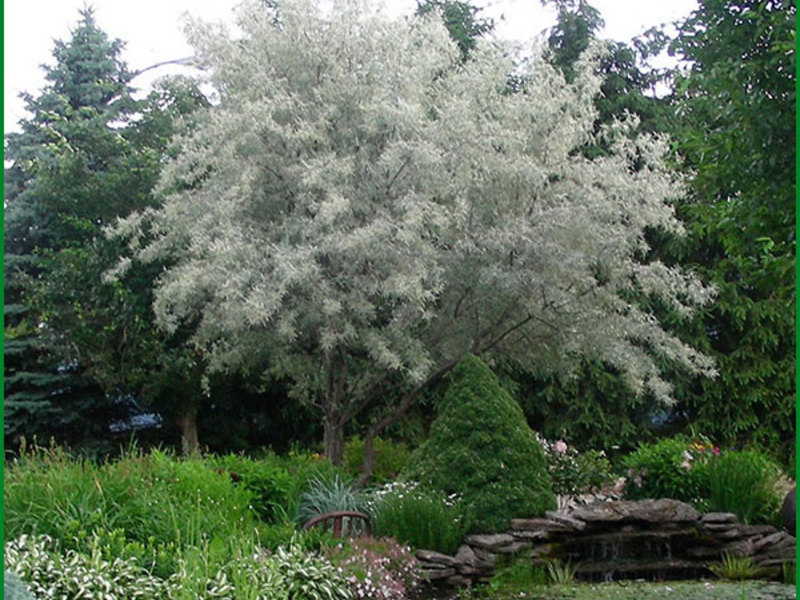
707;450;782;525
709;553;764;580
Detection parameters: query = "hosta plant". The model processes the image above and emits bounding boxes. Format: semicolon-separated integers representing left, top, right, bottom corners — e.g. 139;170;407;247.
270;541;354;600
4;534;171;599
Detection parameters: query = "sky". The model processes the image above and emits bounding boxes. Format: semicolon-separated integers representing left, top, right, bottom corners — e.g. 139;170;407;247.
4;0;698;134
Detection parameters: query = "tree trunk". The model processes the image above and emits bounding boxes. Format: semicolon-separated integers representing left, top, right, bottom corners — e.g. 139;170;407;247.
323;413;345;465
177;409;200;456
322;350;348;465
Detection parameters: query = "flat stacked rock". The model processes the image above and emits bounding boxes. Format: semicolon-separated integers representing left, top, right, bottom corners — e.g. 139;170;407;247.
415;499;797;586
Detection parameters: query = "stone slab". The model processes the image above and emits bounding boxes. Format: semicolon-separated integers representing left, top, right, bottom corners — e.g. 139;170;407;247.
416;549;456;566
464;533;515;551
569;499;700;525
422;567;455;580
702;512;739;524
544;511;587;531
511;518;573;532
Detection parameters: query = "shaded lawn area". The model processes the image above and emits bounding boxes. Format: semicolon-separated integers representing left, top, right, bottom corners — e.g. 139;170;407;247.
456;580;795;600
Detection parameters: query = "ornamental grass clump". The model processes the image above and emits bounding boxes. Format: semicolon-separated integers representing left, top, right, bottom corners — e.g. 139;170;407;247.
367;482;469;554
706;450;782;525
404;355;556;533
296;473;368;528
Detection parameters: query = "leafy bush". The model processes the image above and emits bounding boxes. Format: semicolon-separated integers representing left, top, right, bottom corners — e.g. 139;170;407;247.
367;482;469;555
344;436;410;484
328;537;419;600
707;450;782;525
622;436;713;507
208;452;294;522
535;434;614;496
404;355;555;533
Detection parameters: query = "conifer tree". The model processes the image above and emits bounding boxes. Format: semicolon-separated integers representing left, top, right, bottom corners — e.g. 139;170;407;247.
5;8;136;450
4;9;208;453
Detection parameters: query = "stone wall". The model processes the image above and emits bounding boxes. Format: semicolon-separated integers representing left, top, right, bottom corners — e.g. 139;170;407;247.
417;499;796;586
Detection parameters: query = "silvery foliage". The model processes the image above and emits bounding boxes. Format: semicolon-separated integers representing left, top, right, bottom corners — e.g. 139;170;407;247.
113;0;714;404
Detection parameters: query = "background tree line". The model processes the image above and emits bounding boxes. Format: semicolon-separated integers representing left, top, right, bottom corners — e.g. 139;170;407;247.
4;0;795;472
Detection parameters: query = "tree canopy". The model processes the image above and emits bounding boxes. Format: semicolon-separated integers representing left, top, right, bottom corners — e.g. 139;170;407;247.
115;0;715;464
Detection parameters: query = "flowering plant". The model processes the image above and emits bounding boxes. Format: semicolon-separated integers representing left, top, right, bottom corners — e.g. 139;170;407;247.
622;435;715;508
535;434;614;496
328;537;420;600
365;482;468;555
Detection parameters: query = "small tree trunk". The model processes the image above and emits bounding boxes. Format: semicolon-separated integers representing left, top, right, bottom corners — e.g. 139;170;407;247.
177;409;200;456
323;414;345;465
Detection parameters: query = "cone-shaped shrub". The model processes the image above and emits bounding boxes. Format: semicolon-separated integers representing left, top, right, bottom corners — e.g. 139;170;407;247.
404;355;555;533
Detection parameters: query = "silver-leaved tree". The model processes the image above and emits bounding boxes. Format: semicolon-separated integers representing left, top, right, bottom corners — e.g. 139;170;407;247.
113;0;715;467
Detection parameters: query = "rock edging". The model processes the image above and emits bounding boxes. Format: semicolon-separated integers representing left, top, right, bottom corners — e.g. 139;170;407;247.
415;499;796;586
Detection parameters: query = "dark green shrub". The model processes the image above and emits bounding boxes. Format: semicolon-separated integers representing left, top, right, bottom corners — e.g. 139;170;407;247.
404;355;555;533
208;453;294;522
343;436;410;484
368;482;469;554
622;436;711;508
707;450;782;525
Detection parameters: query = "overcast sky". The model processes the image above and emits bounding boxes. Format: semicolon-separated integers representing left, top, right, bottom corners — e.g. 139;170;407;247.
4;0;698;134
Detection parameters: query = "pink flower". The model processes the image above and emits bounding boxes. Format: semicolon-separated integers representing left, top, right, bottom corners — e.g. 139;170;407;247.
553;440;568;454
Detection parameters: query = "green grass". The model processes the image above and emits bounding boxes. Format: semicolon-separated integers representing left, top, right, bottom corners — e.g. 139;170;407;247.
707;451;782;525
471;580;796;600
4;444;343;579
369;484;469;555
709;553;764;580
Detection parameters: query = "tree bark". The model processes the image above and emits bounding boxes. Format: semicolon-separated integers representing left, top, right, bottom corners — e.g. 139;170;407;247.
177;408;200;456
323;412;345;465
322;349;348;465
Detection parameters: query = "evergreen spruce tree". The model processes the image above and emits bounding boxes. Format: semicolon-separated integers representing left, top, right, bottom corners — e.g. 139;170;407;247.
4;9;209;454
405;355;556;533
4;8;136;451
